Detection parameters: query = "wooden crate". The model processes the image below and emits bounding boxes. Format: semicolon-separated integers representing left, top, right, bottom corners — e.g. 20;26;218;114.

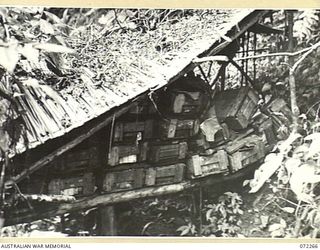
108;142;148;166
159;119;200;139
103;168;144;192
226;135;265;172
214;87;259;130
252;114;277;151
60;147;99;172
267;98;292;123
148;141;188;163
145;163;185;186
171;91;205;115
187;150;229;178
48;173;95;197
113;120;155;143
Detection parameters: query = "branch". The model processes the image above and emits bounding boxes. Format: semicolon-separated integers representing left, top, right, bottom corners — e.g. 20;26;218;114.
193;55;229;63
21;194;76;203
292;42;320;72
235;42;320;61
229;59;256;87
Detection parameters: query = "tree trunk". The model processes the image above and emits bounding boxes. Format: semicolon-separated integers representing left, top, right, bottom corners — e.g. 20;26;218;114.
288;10;299;132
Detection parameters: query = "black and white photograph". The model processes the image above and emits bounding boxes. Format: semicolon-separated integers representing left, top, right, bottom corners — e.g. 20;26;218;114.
0;6;319;239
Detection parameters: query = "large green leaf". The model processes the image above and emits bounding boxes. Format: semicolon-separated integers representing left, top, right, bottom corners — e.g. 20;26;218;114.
304;133;320;158
284;157;301;175
278;132;302;155
290;162;320;203
0;45;20;73
249;153;284;193
33;43;75;54
19;44;39;64
39;19;55;35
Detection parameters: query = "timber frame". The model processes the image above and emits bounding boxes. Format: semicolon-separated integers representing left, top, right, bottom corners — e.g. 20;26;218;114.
5;10;273;228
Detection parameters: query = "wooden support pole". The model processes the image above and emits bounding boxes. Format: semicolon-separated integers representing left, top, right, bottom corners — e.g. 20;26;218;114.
229;59;261;95
207;61;213;79
98;205;117;236
198;187;203;235
60;214;66;233
199;11;268;59
241;35;245;85
197;65;209;84
253;33;257;82
165;10;269;90
220;63;227;91
245;32;250;85
5;163;258;226
209;63;229;89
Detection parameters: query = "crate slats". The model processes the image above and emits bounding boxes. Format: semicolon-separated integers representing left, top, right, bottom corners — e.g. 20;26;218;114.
61;147;99;172
160;119;199;139
103;168;144;192
113;120;155;142
148;142;188;163
214;87;259;130
187;150;229;178
226;135;265;172
145;163;185;186
267;98;292;123
108;142;148;166
252;114;277;151
48;173;95;197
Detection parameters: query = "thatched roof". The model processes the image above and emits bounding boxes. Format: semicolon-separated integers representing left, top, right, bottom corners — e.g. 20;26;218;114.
10;9;262;153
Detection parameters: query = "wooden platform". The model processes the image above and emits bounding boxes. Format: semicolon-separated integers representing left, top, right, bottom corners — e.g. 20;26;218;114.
5;161;259;227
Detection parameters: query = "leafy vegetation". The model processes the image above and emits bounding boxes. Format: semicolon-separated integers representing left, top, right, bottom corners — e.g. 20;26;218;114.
177;192;244;237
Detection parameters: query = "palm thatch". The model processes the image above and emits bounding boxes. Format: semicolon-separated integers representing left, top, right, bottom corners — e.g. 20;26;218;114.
8;9;257;154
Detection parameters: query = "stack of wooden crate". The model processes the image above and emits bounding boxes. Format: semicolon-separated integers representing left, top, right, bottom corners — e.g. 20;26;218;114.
187;86;270;179
45;75;292;197
101;82;287;193
48;172;95;196
104;96;158;192
47;147;99;197
103;81;208;192
145;88;206;187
